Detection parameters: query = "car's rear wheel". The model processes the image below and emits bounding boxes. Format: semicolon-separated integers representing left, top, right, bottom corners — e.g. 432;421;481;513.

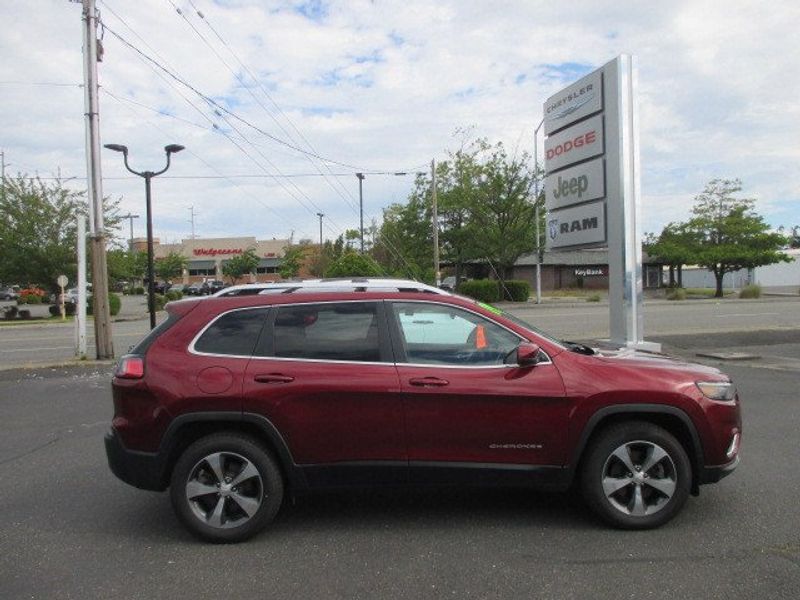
170;433;284;543
581;421;691;529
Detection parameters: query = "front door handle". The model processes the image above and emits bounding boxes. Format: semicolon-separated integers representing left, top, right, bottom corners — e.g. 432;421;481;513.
253;373;295;384
409;376;449;387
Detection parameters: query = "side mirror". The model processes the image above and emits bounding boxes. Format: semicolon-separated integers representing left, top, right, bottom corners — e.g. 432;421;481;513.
516;342;542;367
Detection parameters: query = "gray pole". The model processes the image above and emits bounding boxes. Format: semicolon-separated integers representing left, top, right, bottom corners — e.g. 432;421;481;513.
188;205;197;239
432;159;440;287
120;213;140;250
81;0;114;359
144;174;156;330
76;215;87;358
356;173;365;253
1;150;5;201
316;212;324;247
533;118;544;304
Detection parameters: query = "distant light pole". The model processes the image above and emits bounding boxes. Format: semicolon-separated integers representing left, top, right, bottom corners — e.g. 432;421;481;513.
533;117;545;304
356;173;365;253
104;143;185;329
316;212;324;247
120;213;140;250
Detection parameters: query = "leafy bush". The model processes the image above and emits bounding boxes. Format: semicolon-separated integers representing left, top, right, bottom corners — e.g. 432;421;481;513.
325;252;384;278
586;293;601;302
666;288;687;301
3;305;18;320
739;284;761;299
18;309;32;320
19;293;42;304
49;303;78;317
154;294;167;311
501;280;530;302
133;286;145;295
458;279;501;303
165;290;183;301
88;293;121;316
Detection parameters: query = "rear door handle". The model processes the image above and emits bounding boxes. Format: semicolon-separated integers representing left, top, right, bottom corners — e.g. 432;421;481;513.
409;376;449;387
253;373;295;384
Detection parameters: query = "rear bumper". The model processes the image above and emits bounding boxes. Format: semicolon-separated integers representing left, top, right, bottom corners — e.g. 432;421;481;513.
700;455;740;485
104;429;167;491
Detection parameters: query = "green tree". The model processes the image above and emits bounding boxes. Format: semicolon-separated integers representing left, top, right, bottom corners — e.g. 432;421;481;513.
222;248;260;284
325;251;383;277
646;223;698;287
654;179;789;297
375;187;433;281
155;251;187;282
106;249;147;286
0;174;119;290
279;244;306;279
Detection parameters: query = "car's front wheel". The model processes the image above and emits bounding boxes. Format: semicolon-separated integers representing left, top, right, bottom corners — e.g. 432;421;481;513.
170;433;284;543
581;421;691;529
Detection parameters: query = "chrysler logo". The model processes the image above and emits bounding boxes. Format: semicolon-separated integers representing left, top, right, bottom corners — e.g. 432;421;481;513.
551;93;595;121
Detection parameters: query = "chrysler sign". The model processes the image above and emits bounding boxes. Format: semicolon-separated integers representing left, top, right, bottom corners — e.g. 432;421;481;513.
544;70;603;136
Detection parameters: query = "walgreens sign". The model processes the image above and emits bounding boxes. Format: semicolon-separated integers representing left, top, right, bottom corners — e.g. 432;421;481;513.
193;248;243;256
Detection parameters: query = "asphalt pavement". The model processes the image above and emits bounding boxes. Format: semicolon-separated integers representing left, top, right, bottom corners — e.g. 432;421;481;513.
0;348;798;598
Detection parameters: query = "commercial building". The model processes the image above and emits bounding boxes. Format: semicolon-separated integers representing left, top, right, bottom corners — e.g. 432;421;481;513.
132;236;289;284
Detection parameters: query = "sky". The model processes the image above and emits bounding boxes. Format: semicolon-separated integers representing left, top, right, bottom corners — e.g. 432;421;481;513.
1;0;798;247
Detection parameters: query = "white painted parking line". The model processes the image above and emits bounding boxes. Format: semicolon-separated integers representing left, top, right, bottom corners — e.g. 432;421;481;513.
0;346;74;353
715;313;779;318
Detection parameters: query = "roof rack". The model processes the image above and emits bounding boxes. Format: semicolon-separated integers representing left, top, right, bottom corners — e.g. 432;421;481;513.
213;278;450;297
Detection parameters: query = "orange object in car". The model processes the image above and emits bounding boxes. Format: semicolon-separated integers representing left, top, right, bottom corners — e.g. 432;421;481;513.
475;324;487;348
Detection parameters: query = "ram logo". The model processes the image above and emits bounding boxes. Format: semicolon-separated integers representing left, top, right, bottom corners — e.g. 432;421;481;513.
548;218;559;240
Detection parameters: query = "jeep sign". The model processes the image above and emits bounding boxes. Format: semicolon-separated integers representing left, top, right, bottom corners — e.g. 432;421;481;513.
545;157;605;211
546;200;606;249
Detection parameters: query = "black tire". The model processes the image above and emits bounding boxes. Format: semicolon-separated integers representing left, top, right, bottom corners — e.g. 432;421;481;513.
580;421;691;529
170;432;284;543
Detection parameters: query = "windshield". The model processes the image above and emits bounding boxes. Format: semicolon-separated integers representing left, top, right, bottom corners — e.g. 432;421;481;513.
464;298;566;348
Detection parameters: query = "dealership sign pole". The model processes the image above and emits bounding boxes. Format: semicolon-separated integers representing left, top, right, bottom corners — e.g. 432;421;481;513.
543;54;658;350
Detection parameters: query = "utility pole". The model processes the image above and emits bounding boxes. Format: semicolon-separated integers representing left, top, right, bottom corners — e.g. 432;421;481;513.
356;173;365;253
431;159;440;287
316;213;324;247
120;213;140;250
533;117;544;304
82;0;114;359
75;215;87;359
1;150;6;201
188;205;197;239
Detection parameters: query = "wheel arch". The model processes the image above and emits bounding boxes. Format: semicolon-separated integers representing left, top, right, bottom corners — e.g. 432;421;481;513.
158;412;307;492
572;404;704;495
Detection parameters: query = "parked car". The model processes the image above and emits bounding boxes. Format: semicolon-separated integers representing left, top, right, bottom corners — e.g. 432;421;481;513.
186;282;205;296
106;279;741;542
0;287;18;301
439;275;468;291
167;284;189;295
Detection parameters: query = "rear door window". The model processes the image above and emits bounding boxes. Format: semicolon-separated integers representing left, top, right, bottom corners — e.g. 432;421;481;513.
193;308;270;357
269;302;384;362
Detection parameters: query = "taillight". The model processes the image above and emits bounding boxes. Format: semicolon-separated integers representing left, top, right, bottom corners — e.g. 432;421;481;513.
115;355;144;379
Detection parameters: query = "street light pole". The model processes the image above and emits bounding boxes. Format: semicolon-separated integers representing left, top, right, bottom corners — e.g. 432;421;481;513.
533;117;545;305
356;173;365;253
316;212;324;247
104;144;184;329
120;213;140;250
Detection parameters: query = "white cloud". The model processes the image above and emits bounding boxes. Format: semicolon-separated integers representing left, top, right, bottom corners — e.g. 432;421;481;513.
0;0;797;246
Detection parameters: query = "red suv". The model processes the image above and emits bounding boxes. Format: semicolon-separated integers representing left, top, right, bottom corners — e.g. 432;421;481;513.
105;279;741;542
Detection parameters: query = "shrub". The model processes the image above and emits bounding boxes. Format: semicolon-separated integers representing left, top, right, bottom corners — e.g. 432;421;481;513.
18;309;32;320
49;303;78;317
739;284;761;299
19;293;42;305
457;279;500;303
88;293;122;316
501;280;530;302
154;294;167;311
325;252;384;277
165;290;183;301
586;293;601;302
3;305;18;320
133;286;145;295
666;288;687;301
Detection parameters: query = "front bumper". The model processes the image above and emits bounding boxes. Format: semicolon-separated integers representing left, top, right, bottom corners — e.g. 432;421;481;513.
700;455;740;485
104;429;168;491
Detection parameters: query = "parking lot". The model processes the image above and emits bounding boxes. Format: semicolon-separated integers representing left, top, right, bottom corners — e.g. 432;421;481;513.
1;313;799;598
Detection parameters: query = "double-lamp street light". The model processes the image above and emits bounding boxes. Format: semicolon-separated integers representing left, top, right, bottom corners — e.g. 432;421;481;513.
104;143;184;329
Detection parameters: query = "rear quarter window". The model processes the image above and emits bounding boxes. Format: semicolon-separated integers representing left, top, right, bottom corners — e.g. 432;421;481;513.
193;308;270;357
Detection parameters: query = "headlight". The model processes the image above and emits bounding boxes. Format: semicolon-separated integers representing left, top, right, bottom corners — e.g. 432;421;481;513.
696;381;736;402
